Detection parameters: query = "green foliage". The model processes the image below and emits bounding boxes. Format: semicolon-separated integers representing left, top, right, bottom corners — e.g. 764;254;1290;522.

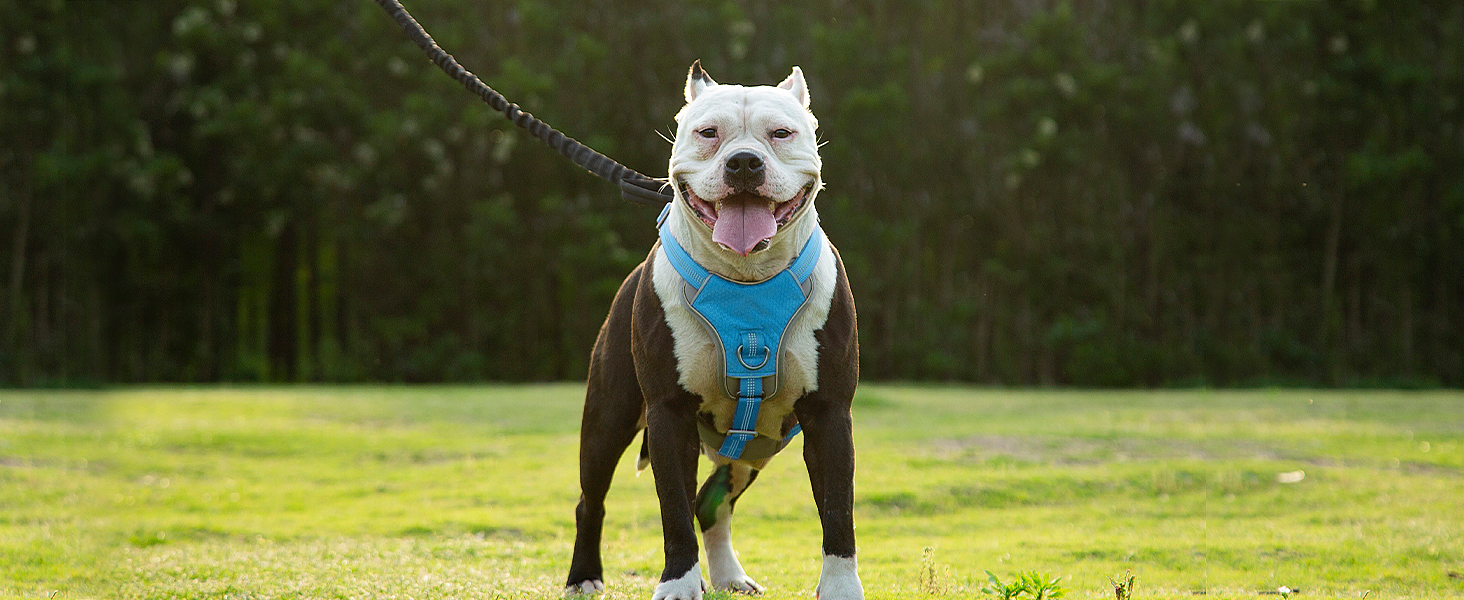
1111;570;1137;600
1025;571;1069;600
921;546;950;595
1;0;1461;385
982;571;1028;600
982;570;1068;600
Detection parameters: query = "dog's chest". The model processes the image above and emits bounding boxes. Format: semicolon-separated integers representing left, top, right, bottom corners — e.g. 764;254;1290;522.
651;233;838;439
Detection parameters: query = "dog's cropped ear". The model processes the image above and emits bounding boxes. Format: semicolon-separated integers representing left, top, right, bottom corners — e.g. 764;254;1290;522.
778;66;810;109
685;60;718;103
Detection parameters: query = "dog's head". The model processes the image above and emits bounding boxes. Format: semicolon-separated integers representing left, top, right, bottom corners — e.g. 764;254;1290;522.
669;61;822;259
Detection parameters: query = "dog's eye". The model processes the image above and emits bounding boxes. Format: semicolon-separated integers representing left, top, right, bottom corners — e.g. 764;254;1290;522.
771;128;794;139
697;128;718;139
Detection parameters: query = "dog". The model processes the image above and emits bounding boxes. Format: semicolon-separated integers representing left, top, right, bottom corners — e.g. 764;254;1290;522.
564;61;863;600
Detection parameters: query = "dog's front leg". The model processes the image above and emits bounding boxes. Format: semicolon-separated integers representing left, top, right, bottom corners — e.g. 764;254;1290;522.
797;394;864;600
646;394;707;600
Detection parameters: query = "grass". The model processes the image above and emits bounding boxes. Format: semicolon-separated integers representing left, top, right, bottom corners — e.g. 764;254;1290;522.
2;385;1462;599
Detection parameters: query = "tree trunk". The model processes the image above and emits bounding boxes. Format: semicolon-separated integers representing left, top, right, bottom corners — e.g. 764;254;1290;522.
1319;189;1342;368
269;224;298;381
6;158;31;359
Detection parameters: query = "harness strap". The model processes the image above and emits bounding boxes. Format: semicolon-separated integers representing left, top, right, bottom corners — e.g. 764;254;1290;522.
720;377;764;458
697;418;803;463
788;233;821;284
657;207;712;288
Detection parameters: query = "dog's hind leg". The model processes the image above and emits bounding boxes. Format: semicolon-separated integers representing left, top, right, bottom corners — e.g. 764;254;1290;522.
696;462;765;593
567;265;648;596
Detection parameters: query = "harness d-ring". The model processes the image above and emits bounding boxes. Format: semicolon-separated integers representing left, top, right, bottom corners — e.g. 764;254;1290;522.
735;344;772;370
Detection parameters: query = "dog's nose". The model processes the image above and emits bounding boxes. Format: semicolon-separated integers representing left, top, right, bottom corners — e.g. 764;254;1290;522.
725;151;764;176
724;151;765;189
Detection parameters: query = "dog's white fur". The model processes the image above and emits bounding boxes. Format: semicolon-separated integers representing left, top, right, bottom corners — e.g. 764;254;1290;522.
566;579;604;595
650;562;705;600
817;555;864;600
702;514;764;593
653;66;833;462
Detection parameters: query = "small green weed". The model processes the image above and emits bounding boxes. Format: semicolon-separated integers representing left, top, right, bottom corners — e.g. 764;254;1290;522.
982;571;1026;600
920;546;951;594
1110;570;1136;600
982;570;1067;600
1022;572;1068;600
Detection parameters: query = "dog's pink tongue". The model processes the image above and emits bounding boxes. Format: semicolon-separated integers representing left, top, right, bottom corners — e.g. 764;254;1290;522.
712;199;777;256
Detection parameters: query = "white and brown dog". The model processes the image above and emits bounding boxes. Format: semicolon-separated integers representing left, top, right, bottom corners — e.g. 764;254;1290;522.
565;62;862;600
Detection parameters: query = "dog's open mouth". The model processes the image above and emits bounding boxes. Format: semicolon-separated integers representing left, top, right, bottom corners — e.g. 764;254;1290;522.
678;180;812;256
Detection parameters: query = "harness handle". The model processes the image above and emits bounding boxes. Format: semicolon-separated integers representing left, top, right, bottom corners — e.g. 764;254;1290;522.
374;0;673;206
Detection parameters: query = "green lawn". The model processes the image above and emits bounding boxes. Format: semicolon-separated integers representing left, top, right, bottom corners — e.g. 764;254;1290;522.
3;385;1462;599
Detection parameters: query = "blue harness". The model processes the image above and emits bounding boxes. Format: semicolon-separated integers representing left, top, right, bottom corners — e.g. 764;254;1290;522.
656;205;822;460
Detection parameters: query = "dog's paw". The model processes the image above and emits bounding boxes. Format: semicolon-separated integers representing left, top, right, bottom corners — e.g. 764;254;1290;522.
564;579;605;596
714;574;765;595
703;516;763;594
650;562;706;600
814;555;863;600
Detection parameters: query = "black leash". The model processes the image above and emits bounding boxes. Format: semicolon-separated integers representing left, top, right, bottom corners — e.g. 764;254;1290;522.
374;0;672;206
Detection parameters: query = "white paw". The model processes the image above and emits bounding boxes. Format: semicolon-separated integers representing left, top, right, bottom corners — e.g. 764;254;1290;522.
564;579;604;596
814;554;863;600
715;574;765;594
651;562;706;600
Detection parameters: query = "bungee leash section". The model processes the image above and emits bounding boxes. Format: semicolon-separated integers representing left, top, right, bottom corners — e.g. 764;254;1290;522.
374;0;673;206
